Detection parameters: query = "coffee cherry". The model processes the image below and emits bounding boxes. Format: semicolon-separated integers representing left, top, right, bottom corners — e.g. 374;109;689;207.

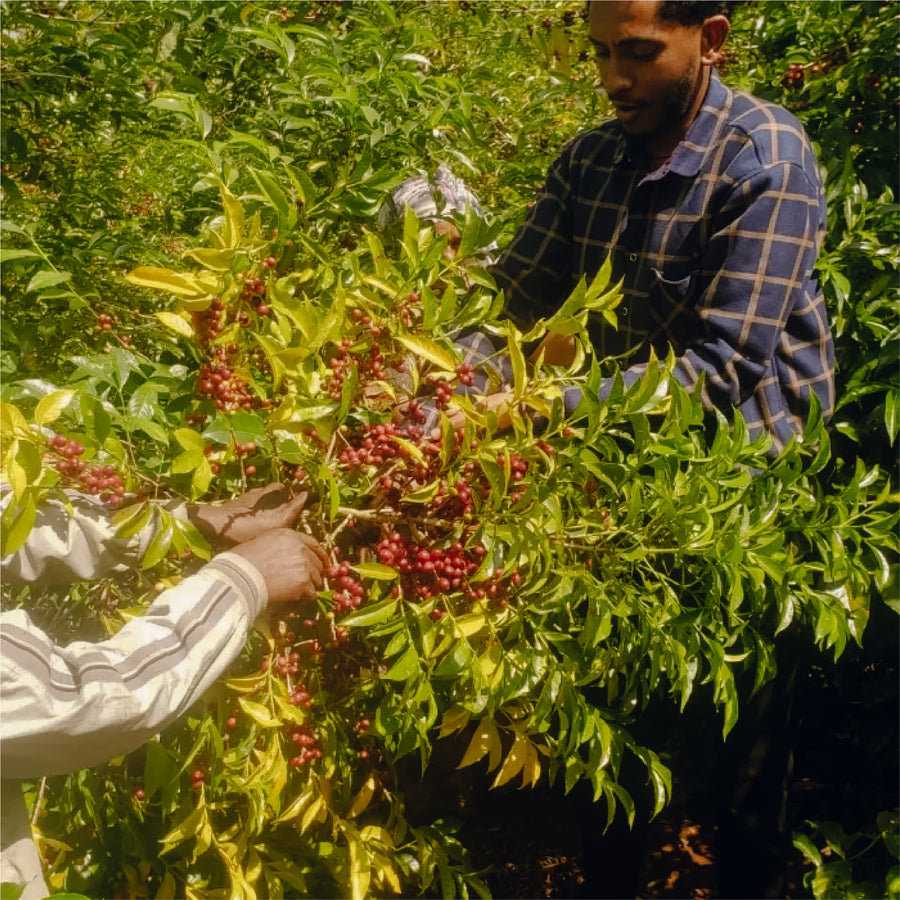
133;788;146;801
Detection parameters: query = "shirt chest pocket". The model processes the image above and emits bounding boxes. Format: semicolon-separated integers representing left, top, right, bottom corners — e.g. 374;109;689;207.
647;268;698;352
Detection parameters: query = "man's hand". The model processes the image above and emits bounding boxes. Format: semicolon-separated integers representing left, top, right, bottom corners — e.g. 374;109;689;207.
229;528;328;604
188;483;308;546
529;332;577;367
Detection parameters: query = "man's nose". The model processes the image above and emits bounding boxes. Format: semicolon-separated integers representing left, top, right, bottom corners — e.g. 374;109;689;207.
602;55;634;96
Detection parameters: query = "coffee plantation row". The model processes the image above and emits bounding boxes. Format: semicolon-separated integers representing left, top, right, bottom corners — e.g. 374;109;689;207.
1;2;897;898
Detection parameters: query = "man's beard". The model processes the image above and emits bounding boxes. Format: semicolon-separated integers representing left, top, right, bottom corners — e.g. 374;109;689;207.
623;65;700;155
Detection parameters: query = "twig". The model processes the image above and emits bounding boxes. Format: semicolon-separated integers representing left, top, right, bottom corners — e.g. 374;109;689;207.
31;777;46;826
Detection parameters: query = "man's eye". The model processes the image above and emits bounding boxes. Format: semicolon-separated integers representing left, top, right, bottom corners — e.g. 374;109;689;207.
631;46;660;62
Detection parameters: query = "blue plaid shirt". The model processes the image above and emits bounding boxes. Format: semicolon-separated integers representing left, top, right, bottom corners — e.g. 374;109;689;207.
493;71;835;453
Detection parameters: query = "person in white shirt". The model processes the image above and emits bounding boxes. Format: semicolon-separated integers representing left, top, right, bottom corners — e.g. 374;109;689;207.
1;483;326;900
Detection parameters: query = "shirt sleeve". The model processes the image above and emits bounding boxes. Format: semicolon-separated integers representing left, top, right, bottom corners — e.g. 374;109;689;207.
0;552;266;780
0;489;187;587
491;146;578;328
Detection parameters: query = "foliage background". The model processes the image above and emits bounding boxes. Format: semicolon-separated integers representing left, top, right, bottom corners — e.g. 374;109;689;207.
1;2;897;898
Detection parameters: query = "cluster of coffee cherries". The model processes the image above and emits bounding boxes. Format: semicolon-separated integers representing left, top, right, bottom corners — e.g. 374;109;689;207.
325;559;366;614
289;680;314;709
502;452;530;483
288;724;322;767
782;62;806;88
423;451;531;520
399;291;421;329
337;421;426;470
429;474;477;518
273;649;301;678
46;433;126;507
455;362;475;388
432;378;454;409
375;532;513;613
192;298;226;345
327;337;356;401
326;335;391;403
94;312;117;333
197;348;254;412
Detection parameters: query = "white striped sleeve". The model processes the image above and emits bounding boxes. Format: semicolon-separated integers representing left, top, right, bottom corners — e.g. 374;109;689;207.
0;488;188;586
0;552;266;779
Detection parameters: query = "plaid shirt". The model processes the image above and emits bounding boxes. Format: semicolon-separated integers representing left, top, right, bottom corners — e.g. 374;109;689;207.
492;71;835;453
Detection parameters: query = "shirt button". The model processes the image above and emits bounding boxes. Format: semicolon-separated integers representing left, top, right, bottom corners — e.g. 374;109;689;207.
629;252;638;262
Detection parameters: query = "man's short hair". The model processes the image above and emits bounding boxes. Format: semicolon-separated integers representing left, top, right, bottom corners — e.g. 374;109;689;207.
658;1;744;27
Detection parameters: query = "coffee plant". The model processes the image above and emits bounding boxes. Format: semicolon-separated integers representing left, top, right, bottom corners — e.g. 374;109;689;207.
1;2;897;898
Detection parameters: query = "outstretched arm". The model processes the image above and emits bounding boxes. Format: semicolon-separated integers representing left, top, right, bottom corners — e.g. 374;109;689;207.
1;528;326;780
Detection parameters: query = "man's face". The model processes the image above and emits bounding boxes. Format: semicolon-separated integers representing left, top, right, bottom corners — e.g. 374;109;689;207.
588;1;706;149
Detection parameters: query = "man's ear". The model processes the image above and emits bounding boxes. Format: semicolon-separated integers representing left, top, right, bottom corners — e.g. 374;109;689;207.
700;15;730;65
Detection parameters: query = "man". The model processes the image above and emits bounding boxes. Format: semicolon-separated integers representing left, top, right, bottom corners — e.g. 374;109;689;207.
1;484;327;899
492;0;835;453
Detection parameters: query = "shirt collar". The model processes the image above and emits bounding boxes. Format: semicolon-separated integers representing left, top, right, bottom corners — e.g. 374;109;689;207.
612;69;733;177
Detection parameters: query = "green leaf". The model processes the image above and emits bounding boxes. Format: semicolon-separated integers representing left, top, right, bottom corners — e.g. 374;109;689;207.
112;501;153;540
142;521;173;569
144;738;179;800
173;427;206;453
353;562;398;581
0;494;36;556
172;449;205;475
249;167;294;229
0;249;41;262
27;270;71;293
383;644;419;681
792;832;823;866
341;599;399;628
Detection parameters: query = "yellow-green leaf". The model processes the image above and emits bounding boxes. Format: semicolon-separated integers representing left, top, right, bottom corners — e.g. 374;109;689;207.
1;494;36;556
221;186;245;249
353;562;398;581
0;402;31;439
491;733;529;789
155;311;195;339
344;824;372;900
438;706;470;738
454;612;490;638
182;247;235;270
345;773;377;819
237;697;282;728
125;266;215;300
272;788;315;825
190;457;213;499
396;334;458;371
159;805;207;854
299;795;327;835
173;427;206;453
459;717;502;771
390;435;426;464
34;389;76;425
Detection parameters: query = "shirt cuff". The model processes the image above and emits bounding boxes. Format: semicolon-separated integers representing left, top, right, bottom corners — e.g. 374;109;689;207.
203;552;268;621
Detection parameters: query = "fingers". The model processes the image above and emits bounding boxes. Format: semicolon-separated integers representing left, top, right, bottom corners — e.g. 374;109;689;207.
277;491;308;527
246;482;290;509
296;531;330;568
